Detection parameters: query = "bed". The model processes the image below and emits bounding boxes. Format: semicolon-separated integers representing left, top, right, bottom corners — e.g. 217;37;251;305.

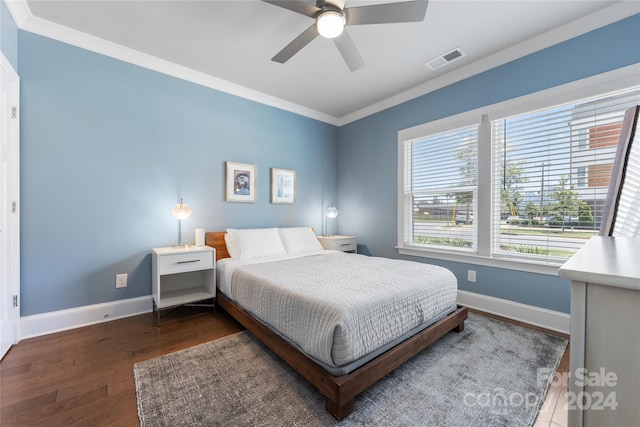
206;227;467;420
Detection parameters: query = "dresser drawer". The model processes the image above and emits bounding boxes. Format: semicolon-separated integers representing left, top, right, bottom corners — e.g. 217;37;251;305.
159;251;214;274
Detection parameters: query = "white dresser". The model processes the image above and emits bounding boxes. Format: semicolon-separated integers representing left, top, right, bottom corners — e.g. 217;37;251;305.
559;237;640;427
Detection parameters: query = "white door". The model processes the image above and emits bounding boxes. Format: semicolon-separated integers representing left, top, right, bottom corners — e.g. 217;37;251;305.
0;53;20;359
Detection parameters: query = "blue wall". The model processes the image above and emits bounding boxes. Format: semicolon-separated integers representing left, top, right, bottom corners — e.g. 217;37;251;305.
338;14;640;314
18;32;338;316
8;6;639;317
1;0;18;68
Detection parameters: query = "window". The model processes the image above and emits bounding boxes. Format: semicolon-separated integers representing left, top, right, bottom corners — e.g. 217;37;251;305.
577;167;586;187
398;72;640;271
577;128;589;150
401;125;478;251
491;88;639;263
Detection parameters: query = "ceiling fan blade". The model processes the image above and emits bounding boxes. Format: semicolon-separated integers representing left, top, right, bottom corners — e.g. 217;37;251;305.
262;0;320;18
272;24;320;63
346;0;428;26
333;30;364;72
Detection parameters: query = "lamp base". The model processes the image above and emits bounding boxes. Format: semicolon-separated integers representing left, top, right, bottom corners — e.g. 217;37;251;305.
173;219;190;249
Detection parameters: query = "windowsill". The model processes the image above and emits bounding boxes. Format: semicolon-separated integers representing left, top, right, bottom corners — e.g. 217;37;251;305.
397;245;562;276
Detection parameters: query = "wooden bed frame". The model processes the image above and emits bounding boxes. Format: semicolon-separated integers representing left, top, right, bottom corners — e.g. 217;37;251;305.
205;231;468;420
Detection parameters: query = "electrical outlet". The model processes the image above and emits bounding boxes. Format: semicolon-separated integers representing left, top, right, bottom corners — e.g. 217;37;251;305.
116;273;128;288
467;269;476;283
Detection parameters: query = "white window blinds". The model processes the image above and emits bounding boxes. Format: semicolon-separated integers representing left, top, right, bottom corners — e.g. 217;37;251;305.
612;142;640;236
610;106;640;237
491;88;640;261
403;125;478;251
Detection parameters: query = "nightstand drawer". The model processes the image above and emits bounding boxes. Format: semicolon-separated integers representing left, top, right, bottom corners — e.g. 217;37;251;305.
159;251;214;274
318;236;357;253
334;239;356;252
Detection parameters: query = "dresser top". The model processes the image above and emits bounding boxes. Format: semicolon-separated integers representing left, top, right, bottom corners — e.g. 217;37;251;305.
559;236;640;290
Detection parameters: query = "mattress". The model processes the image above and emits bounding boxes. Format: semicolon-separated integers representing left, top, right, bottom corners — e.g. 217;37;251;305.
217;251;458;375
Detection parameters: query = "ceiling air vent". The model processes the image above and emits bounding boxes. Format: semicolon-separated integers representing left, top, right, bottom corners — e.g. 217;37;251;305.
425;48;466;70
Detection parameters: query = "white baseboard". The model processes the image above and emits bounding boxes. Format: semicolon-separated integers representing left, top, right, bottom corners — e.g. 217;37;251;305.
19;291;569;340
19;296;153;340
457;290;570;335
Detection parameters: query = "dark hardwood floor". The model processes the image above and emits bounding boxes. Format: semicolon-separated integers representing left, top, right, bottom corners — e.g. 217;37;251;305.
0;306;568;426
0;307;243;426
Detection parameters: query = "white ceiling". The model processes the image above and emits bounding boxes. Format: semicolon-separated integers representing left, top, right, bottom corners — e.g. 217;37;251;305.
11;0;640;124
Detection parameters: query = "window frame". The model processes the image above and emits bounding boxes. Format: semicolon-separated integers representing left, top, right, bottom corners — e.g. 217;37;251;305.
401;120;480;253
397;65;639;276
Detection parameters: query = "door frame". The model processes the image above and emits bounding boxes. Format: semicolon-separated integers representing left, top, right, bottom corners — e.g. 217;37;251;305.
1;51;20;359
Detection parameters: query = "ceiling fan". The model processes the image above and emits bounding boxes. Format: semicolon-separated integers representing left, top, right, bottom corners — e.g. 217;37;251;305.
263;0;429;71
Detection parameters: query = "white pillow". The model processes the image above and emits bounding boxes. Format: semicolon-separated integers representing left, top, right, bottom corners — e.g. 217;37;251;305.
225;228;287;260
224;233;236;259
278;227;323;254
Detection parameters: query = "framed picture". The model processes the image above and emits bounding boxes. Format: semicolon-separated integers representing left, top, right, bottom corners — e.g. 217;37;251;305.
226;161;256;203
271;168;296;204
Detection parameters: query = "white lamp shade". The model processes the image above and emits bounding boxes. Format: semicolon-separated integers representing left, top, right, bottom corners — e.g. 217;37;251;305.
317;11;345;39
325;205;339;219
172;199;192;220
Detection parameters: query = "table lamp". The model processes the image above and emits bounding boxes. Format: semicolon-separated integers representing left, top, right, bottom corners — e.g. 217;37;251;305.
172;197;192;247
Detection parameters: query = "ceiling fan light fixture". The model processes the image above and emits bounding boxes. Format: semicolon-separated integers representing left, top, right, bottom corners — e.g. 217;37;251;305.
316;10;345;39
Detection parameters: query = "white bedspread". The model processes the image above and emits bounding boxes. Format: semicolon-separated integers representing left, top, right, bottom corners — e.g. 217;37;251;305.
221;252;457;369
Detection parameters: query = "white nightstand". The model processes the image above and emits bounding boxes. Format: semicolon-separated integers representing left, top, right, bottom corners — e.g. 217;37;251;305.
152;245;216;325
317;235;357;253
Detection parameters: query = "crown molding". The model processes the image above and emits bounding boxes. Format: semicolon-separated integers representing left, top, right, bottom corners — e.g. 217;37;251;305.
339;1;640;126
3;0;340;126
4;0;637;127
3;0;30;27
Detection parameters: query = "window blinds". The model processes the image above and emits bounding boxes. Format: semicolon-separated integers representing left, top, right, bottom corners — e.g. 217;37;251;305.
610;106;640;237
491;88;640;261
404;125;478;250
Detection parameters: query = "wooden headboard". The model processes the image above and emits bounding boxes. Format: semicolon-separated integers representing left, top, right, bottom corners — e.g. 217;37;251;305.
205;231;229;261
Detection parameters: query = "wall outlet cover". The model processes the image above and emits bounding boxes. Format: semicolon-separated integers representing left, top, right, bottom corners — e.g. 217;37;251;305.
467;270;477;283
116;273;128;288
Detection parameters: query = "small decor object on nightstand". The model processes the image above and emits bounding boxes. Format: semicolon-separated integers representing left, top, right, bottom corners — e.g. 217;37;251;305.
195;228;205;246
318;235;357;253
151;245;216;326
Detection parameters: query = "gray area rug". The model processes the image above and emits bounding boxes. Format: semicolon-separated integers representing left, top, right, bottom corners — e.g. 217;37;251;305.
134;313;566;426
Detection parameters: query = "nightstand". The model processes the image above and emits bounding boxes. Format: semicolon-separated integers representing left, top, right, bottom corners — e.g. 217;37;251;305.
151;245;216;325
317;235;357;253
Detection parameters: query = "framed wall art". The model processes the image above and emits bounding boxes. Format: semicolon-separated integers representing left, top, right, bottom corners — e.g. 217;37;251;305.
271;168;296;204
226;161;256;202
